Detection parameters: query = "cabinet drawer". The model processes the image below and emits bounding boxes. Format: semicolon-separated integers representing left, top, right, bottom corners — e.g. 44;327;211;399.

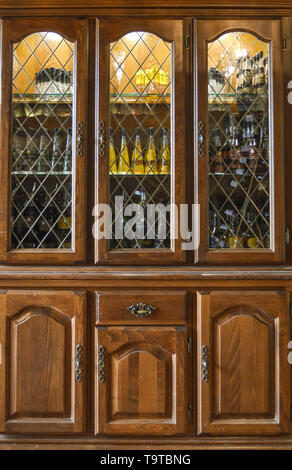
96;291;188;324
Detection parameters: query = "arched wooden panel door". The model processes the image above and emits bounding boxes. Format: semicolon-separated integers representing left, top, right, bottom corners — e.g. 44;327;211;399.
96;326;187;435
197;290;289;435
0;290;86;434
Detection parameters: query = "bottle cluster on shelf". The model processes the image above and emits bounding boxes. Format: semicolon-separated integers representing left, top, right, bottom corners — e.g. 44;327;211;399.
209;111;269;174
35;67;73;96
110;188;170;250
208;49;268;97
135;66;169;94
110;126;170;175
12;126;72;173
209;209;269;249
11;183;72;250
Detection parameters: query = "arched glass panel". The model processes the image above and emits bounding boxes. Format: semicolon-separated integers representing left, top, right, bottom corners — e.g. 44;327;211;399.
11;32;75;250
109;31;172;250
208;32;271;250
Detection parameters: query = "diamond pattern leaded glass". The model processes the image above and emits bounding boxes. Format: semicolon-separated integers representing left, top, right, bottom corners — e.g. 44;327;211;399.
208;32;271;250
11;32;74;250
109;32;172;250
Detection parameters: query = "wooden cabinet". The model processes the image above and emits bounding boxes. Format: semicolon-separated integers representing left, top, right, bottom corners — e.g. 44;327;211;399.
197;290;290;435
0;17;88;264
95;326;188;435
0;290;87;434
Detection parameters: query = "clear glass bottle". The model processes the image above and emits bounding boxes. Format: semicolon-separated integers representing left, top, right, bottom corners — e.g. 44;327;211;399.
117;128;131;175
63;127;72;173
51;128;64;171
132;128;144;174
160;127;170;175
37;128;50;172
145;127;159;174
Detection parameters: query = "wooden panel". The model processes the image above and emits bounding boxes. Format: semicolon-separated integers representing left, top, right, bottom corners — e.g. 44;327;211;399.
96;326;187;435
96;290;188;324
0;290;86;434
197;290;290;435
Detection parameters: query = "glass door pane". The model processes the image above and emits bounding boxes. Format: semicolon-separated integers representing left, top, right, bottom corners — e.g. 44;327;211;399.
207;32;271;251
11;32;74;250
108;31;172;250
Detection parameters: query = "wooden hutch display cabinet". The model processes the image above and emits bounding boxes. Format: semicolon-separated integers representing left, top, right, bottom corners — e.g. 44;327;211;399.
0;0;292;450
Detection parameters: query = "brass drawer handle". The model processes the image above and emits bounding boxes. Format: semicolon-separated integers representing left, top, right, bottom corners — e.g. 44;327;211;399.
99;121;106;158
77;122;84;157
198;121;205;157
98;345;105;383
75;344;83;383
201;345;208;383
127;302;157;317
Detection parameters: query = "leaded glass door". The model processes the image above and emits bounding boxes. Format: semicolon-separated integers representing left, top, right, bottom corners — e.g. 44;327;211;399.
0;18;88;263
97;20;186;264
196;19;284;263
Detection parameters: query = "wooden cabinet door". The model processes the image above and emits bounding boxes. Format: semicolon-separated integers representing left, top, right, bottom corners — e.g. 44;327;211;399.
0;18;88;264
195;19;284;264
197;290;289;435
0;290;86;434
95;326;187;435
96;19;186;265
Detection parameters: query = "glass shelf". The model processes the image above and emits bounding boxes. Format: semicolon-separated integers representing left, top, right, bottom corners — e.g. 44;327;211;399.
110;92;171;104
12;171;72;176
13;93;73;104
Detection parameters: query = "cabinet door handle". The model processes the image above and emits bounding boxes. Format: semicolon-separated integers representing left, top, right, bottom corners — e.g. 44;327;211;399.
77;122;84;157
75;344;83;383
98;345;105;383
99;121;106;159
198;121;205;157
201;345;208;383
127;302;157;317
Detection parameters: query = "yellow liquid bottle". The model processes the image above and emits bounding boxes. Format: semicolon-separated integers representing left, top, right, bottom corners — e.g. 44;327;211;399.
160;127;170;175
109;127;117;174
132;128;145;175
117;128;131;175
145;127;159;174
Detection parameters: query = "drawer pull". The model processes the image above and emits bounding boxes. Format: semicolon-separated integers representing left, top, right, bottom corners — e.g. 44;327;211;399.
98;345;105;383
75;344;83;383
201;345;208;383
127;302;157;318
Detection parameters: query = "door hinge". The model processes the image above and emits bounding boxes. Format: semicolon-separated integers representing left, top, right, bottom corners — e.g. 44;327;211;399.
289;303;292;319
185;34;191;50
187;404;192;422
286;228;290;245
187;337;192;354
282;36;287;51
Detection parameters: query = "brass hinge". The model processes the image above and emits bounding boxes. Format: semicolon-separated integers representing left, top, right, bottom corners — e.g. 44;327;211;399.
282;36;287;51
185;34;191;50
289;303;292;320
187;337;192;354
286;228;290;245
187;404;192;422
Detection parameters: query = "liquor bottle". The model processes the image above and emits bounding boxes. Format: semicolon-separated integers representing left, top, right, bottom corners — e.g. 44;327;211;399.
63;127;72;172
209;212;220;248
23;183;38;248
51;128;64;171
227;214;244;248
132;128;144;175
58;191;72;248
25;127;38;172
245;212;257;248
117;128;131;175
37;128;50;172
212;129;224;173
43;184;59;248
13;128;26;172
145;127;159;174
160;127;170;175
